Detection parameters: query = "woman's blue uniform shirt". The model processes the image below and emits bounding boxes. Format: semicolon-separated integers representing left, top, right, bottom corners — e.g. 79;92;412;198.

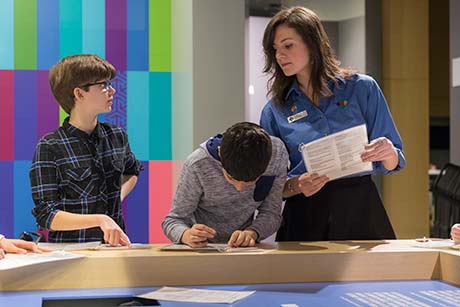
260;74;406;178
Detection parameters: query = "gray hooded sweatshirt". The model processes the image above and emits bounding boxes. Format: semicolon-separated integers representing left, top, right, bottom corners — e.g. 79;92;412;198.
162;134;288;243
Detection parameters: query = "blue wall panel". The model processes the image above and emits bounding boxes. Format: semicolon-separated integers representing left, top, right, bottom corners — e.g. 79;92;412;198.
82;0;105;57
126;161;149;243
149;72;172;160
0;162;14;237
14;161;36;238
127;0;149;70
14;71;37;160
0;0;14;69
127;71;150;160
37;0;59;70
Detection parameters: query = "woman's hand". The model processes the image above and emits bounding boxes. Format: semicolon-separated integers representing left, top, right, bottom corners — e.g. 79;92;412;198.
361;137;398;171
451;224;460;243
297;173;329;197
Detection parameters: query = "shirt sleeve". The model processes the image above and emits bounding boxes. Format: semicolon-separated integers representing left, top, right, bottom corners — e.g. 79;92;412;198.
365;77;406;175
247;139;288;240
29;140;61;230
161;160;203;243
260;103;281;138
122;131;143;176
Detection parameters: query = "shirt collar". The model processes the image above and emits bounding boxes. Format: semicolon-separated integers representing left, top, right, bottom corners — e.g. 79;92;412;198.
285;79;302;100
285;76;347;100
63;117;103;140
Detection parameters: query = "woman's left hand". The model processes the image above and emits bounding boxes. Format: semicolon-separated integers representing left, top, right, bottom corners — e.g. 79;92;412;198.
361;137;398;171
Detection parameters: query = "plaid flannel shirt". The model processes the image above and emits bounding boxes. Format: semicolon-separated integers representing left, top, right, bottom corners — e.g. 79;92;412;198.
30;118;142;243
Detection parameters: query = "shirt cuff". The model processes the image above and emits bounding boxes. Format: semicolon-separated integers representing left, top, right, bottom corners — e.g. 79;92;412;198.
377;148;406;175
171;225;190;244
45;210;59;230
124;161;144;176
245;227;261;242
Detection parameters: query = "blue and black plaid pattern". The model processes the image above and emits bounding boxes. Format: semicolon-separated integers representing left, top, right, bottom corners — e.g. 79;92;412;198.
30;117;142;243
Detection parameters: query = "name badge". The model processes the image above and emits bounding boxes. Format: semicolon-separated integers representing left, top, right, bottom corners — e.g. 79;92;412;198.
287;110;308;123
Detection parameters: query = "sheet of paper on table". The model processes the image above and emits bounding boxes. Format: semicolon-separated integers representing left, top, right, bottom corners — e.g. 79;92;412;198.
300;124;372;180
410;239;458;249
160;243;262;253
0;251;84;271
39;242;151;251
137;287;255;304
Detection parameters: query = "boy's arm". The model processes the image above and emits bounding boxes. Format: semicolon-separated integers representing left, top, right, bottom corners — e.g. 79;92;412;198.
119;133;142;202
50;211;130;246
162;161;204;243
122;133;143;176
30;141;63;230
120;175;138;202
247;143;288;241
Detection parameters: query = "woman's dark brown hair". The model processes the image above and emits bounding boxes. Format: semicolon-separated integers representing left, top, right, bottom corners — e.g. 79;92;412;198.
263;6;354;105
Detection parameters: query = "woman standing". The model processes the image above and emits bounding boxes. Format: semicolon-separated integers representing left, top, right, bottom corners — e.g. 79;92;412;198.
260;7;406;241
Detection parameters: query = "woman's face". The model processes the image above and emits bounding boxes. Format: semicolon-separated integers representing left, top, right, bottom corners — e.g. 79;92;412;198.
273;24;311;77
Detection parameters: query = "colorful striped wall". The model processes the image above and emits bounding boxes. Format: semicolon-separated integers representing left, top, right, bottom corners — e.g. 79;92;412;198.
0;0;191;243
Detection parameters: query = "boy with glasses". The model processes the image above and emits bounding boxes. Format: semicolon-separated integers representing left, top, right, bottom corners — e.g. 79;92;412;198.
162;122;288;248
30;54;142;246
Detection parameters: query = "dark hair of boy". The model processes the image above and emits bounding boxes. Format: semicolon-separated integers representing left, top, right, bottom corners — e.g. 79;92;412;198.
48;54;116;114
220;122;272;182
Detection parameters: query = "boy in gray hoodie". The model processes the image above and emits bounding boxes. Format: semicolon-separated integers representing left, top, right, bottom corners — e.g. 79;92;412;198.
162;122;288;248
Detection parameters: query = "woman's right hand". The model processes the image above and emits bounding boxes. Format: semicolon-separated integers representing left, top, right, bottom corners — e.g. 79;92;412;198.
297;172;329;197
451;223;460;243
97;215;131;247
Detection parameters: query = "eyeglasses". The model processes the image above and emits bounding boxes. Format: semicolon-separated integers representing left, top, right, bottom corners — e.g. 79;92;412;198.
79;80;113;91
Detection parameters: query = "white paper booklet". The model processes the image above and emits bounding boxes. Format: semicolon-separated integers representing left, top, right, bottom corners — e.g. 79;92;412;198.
137;287;255;304
300;124;372;180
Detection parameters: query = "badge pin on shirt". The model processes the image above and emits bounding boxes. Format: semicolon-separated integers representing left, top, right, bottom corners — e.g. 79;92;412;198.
287;110;308;123
337;100;348;108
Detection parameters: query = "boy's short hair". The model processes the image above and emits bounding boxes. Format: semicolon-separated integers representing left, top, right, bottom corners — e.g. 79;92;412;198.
220;122;272;182
49;54;116;114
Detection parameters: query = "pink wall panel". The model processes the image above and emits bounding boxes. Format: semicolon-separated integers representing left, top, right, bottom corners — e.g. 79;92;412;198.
149;160;173;243
0;71;14;160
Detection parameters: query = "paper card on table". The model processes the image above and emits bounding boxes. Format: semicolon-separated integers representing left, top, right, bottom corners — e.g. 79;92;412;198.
137;287;255;304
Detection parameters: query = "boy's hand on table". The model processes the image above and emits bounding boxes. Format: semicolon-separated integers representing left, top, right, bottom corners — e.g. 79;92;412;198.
228;229;258;247
181;224;216;248
97;215;131;247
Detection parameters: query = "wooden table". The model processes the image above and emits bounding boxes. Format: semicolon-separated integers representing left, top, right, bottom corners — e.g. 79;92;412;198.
1;240;459;292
